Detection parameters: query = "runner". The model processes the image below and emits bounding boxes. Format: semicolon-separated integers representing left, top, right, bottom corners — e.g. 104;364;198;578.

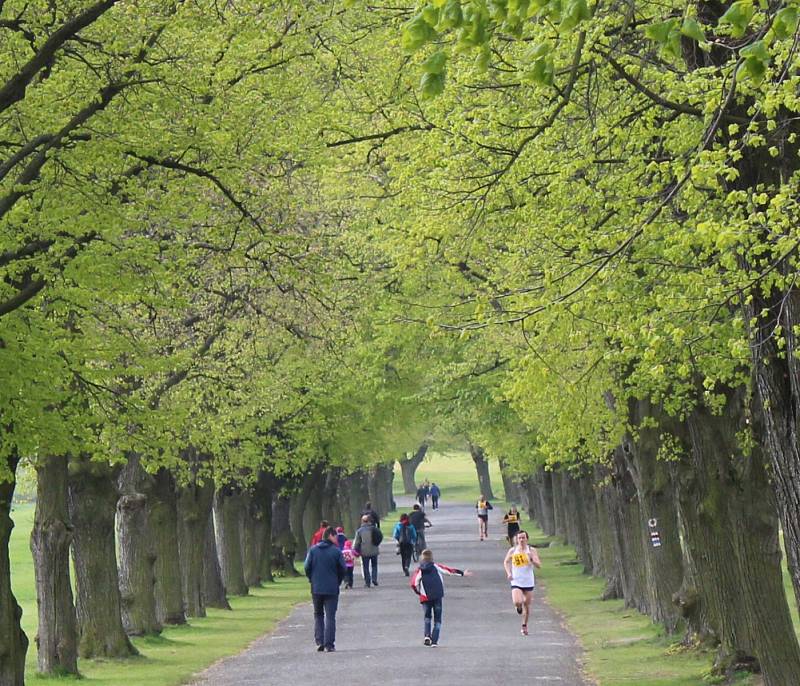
502;505;521;544
475;495;493;540
502;530;541;636
410;548;472;647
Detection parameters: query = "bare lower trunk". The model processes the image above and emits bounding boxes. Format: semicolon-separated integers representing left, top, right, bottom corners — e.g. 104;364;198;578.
149;468;185;625
593;464;622;600
535;469;555;536
203;512;231;610
30;454;78;675
468;443;494;500
68;458;136;658
117;492;160;636
368;462;394;517
674;391;800;684
399;443;428;494
550;470;567;541
177;479;214;617
498;458;521;504
271;494;299;576
1;453;28;685
213;488;248;597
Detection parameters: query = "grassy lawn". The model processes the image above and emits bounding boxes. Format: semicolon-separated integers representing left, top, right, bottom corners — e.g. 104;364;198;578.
10;502;308;685
393;449;506;503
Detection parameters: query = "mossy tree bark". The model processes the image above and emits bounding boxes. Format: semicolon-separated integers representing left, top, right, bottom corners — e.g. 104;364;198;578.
399;443;428;494
468;443;494;500
498;458;521;504
149;468;185;625
30;454;77;676
1;452;28;686
68;457;136;658
368;462;394;518
672;389;800;684
271;492;299;576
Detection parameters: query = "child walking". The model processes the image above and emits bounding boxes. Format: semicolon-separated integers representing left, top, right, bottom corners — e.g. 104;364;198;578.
341;539;359;589
409;549;471;646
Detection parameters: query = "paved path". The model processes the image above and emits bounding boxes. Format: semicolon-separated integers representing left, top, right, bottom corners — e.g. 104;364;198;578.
190;497;588;686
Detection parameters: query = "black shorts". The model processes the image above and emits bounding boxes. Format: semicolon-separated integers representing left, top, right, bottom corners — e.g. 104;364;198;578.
511;585;534;592
478;514;488;521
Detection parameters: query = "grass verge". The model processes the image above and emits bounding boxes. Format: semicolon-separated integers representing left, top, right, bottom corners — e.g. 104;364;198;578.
10;502;308;685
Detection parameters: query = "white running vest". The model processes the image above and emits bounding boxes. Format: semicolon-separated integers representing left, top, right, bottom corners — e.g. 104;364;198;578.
509;548;536;587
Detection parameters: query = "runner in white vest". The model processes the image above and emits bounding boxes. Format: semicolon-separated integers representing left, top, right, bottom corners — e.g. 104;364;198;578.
503;530;541;636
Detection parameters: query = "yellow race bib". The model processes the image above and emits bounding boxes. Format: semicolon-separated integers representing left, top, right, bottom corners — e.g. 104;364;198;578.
512;553;529;567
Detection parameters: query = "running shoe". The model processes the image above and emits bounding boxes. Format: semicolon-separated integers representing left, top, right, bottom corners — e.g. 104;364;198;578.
424;637;432;646
430;643;438;647
516;604;523;615
521;624;528;636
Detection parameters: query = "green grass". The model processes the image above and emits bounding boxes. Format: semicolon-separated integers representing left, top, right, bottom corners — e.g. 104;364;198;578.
10;502;308;685
393;449;506;503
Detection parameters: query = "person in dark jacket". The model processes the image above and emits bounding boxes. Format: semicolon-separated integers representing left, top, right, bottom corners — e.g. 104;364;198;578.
392;513;417;576
304;526;346;652
410;549;471;647
429;482;441;509
360;501;380;528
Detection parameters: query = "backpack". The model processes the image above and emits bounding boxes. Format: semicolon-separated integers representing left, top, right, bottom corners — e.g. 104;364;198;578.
371;526;383;546
398;524;411;545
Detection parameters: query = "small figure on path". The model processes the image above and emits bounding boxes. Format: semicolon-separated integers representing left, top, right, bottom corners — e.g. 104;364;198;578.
304;526;346;652
503;530;541;636
335;526;347;550
410;549;471;647
502;505;521;545
429;482;441;509
341;539;359;589
475;495;493;540
310;520;329;547
392;513;417;576
353;514;383;587
360;501;380;528
416;483;428;509
408;503;432;561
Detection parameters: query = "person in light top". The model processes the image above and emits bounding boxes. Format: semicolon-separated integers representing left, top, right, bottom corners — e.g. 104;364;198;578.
503;530;541;636
475;495;493;540
410;549;472;647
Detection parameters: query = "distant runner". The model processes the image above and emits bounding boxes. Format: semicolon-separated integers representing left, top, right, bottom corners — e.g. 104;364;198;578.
502;505;521;544
475;495;493;541
503;530;541;636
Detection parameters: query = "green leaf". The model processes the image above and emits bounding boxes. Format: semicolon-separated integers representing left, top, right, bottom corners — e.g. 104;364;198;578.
402;14;438;53
422;3;441;25
741;55;767;84
474;48;491;72
680;18;705;43
560;0;590;32
420;71;446;98
422;50;448;75
774;7;799;40
645;18;679;45
719;1;754;38
439;0;465;29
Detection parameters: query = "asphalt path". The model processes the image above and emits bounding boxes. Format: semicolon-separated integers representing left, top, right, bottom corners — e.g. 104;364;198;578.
190;497;589;686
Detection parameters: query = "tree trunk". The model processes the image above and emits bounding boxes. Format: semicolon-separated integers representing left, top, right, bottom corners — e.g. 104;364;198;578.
203;511;231;610
536;469;555;536
251;472;274;584
68;457;136;658
30;454;78;676
550;470;567;541
271;493;299;576
290;468;319;553
399;443;428;494
468;443;494;500
177;479;214;617
593;464;622;600
116;455;160;636
368;462;394;517
673;390;800;684
1;453;28;685
117;492;160;636
213;487;248;597
149;468;185;625
498;458;521;504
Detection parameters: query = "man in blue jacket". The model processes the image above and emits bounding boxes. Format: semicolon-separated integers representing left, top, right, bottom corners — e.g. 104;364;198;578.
304;526;346;652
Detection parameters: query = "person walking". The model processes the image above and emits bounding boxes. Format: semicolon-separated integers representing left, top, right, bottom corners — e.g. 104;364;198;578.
410;548;471;647
502;505;521;545
408;503;432;560
309;520;329;547
304;526;346;652
476;495;493;540
416;483;428;510
353;514;383;587
341;539;359;589
360;501;380;528
392;513;417;576
429;482;441;509
503;529;541;636
335;526;347;550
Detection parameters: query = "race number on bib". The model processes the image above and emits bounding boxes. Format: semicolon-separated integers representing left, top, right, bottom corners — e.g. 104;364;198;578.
512;553;529;567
